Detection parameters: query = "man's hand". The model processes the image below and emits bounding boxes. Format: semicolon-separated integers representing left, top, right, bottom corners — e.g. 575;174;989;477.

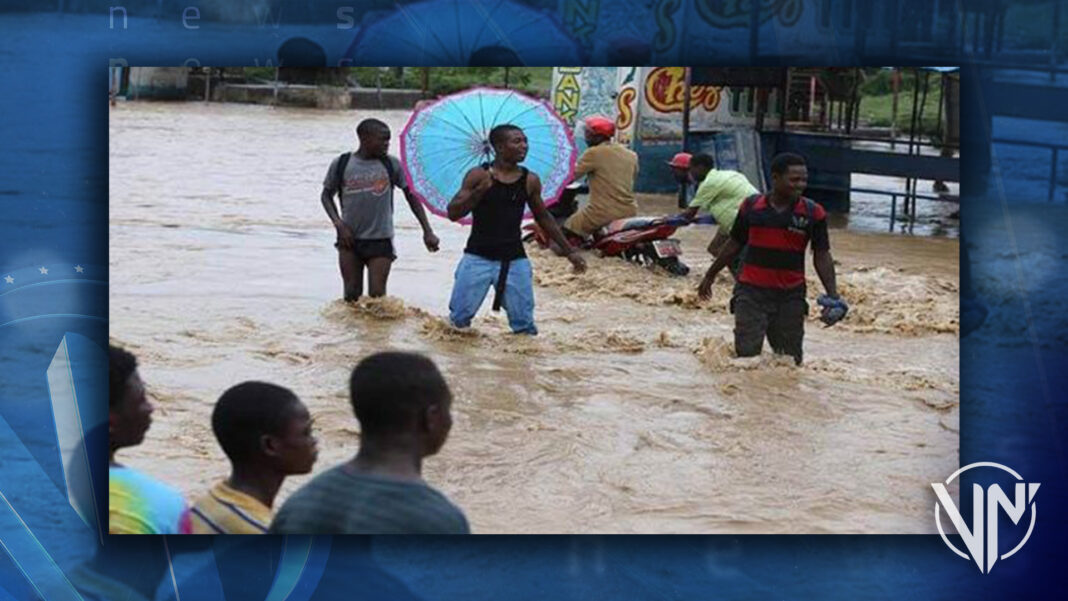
567;252;587;274
423;231;440;252
697;272;717;300
335;222;356;249
816;294;848;327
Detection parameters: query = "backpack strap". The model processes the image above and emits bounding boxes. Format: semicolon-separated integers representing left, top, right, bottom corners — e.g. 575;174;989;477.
379;155;397;191
335;151;351;207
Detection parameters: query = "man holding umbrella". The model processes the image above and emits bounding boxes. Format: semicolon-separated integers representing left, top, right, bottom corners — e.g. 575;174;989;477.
447;124;586;335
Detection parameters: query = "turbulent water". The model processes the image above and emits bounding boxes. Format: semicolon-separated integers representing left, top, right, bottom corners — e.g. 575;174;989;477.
109;102;959;534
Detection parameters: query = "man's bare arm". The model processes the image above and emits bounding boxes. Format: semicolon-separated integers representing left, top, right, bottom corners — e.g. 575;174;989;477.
447;168;491;221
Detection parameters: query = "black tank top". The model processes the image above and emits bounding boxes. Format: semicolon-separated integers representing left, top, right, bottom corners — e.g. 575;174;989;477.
464;168;529;261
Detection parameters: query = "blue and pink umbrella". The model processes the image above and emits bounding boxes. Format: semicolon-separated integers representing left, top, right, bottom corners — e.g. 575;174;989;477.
400;87;577;223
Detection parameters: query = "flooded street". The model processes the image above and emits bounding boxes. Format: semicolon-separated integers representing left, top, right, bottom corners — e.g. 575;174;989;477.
109;102;959;534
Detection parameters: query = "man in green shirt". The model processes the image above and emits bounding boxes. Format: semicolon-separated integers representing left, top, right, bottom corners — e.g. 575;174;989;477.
681;153;759;257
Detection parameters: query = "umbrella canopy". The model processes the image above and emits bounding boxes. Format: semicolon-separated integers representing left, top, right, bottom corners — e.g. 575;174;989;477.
400;87;577;223
344;0;583;65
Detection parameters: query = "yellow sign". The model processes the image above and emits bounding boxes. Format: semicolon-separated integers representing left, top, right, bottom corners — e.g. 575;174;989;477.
644;67;721;114
616;87;637;132
553;67;582;126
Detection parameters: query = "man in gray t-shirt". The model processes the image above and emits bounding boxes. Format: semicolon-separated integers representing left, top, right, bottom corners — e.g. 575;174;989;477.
270;352;470;535
321;118;439;301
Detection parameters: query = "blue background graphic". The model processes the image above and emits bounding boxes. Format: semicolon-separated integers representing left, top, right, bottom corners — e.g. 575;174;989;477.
0;1;1064;599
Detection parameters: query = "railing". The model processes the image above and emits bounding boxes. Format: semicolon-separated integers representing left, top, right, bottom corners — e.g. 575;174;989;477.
806;184;956;233
991;138;1067;202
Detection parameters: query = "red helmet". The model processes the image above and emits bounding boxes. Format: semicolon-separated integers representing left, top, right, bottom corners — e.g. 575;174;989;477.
666;152;692;169
583;116;616;138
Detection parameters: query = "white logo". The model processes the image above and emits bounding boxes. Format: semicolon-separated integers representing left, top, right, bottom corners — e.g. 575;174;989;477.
932;462;1039;573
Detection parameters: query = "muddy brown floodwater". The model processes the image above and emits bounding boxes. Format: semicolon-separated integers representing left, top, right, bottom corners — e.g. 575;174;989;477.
109;102;959;533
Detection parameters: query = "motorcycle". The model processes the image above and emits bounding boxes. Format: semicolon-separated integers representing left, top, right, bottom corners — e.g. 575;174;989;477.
523;182;710;276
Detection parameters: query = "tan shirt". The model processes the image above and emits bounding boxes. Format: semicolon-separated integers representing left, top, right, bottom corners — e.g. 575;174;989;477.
567;143;639;235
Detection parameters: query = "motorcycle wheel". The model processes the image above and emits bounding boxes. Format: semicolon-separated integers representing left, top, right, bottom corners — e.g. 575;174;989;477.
659;257;690;276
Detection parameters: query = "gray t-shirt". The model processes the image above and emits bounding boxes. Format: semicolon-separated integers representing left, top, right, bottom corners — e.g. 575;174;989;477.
323;153;408;240
269;464;470;535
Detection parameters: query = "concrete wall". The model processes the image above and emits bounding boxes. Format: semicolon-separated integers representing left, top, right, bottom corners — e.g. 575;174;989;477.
128;67;188;100
210;84;423;110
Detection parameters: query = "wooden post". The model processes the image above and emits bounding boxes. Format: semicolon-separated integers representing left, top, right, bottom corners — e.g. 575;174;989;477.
891;68;900;148
376;69;383;109
421;67;430;99
780;67;789;130
504;66;510;89
681;67;693;209
755;87;767;132
917;70;931;144
682;67;692;152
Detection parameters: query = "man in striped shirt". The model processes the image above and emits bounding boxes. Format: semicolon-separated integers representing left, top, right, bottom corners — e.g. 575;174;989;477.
189;382;319;534
270;352;470;534
698;153;843;365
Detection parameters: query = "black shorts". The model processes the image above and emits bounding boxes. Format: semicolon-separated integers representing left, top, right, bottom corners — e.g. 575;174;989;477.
336;238;396;261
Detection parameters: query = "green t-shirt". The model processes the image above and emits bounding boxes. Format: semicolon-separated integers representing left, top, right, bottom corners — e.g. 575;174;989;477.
269;464;470;535
688;170;759;233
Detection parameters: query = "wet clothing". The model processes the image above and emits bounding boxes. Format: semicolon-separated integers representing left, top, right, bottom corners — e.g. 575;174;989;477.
450;254;536;334
727;194;829;365
323;153;407;240
452;168;536;333
565;143;639;236
334;238;396;261
464;169;529;261
730;194;828;290
731;283;808;365
269;464;470;534
688;170;759;233
189;480;272;534
109;466;192;534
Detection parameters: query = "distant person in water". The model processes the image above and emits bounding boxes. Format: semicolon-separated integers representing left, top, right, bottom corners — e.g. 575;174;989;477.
681;153;759;258
270;352;469;534
322;118;440;301
108;345;192;534
189;382;318;534
447;123;586;335
667;152;695;208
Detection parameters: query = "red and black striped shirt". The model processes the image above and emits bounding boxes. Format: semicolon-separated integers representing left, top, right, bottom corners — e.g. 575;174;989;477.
729;194;829;290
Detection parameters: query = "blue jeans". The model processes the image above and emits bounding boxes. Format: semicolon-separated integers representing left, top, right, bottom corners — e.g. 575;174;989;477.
449;254;537;334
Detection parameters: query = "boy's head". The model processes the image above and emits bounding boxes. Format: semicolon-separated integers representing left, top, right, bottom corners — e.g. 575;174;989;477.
356;119;391;158
769;152;808;201
488;124;527;163
109;345;153;450
349;352;453;457
689;153;715;183
212;382;318;475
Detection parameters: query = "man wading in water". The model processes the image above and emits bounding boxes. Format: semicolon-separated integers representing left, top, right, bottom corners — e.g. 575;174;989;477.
321;119;440;301
447;124;586;334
